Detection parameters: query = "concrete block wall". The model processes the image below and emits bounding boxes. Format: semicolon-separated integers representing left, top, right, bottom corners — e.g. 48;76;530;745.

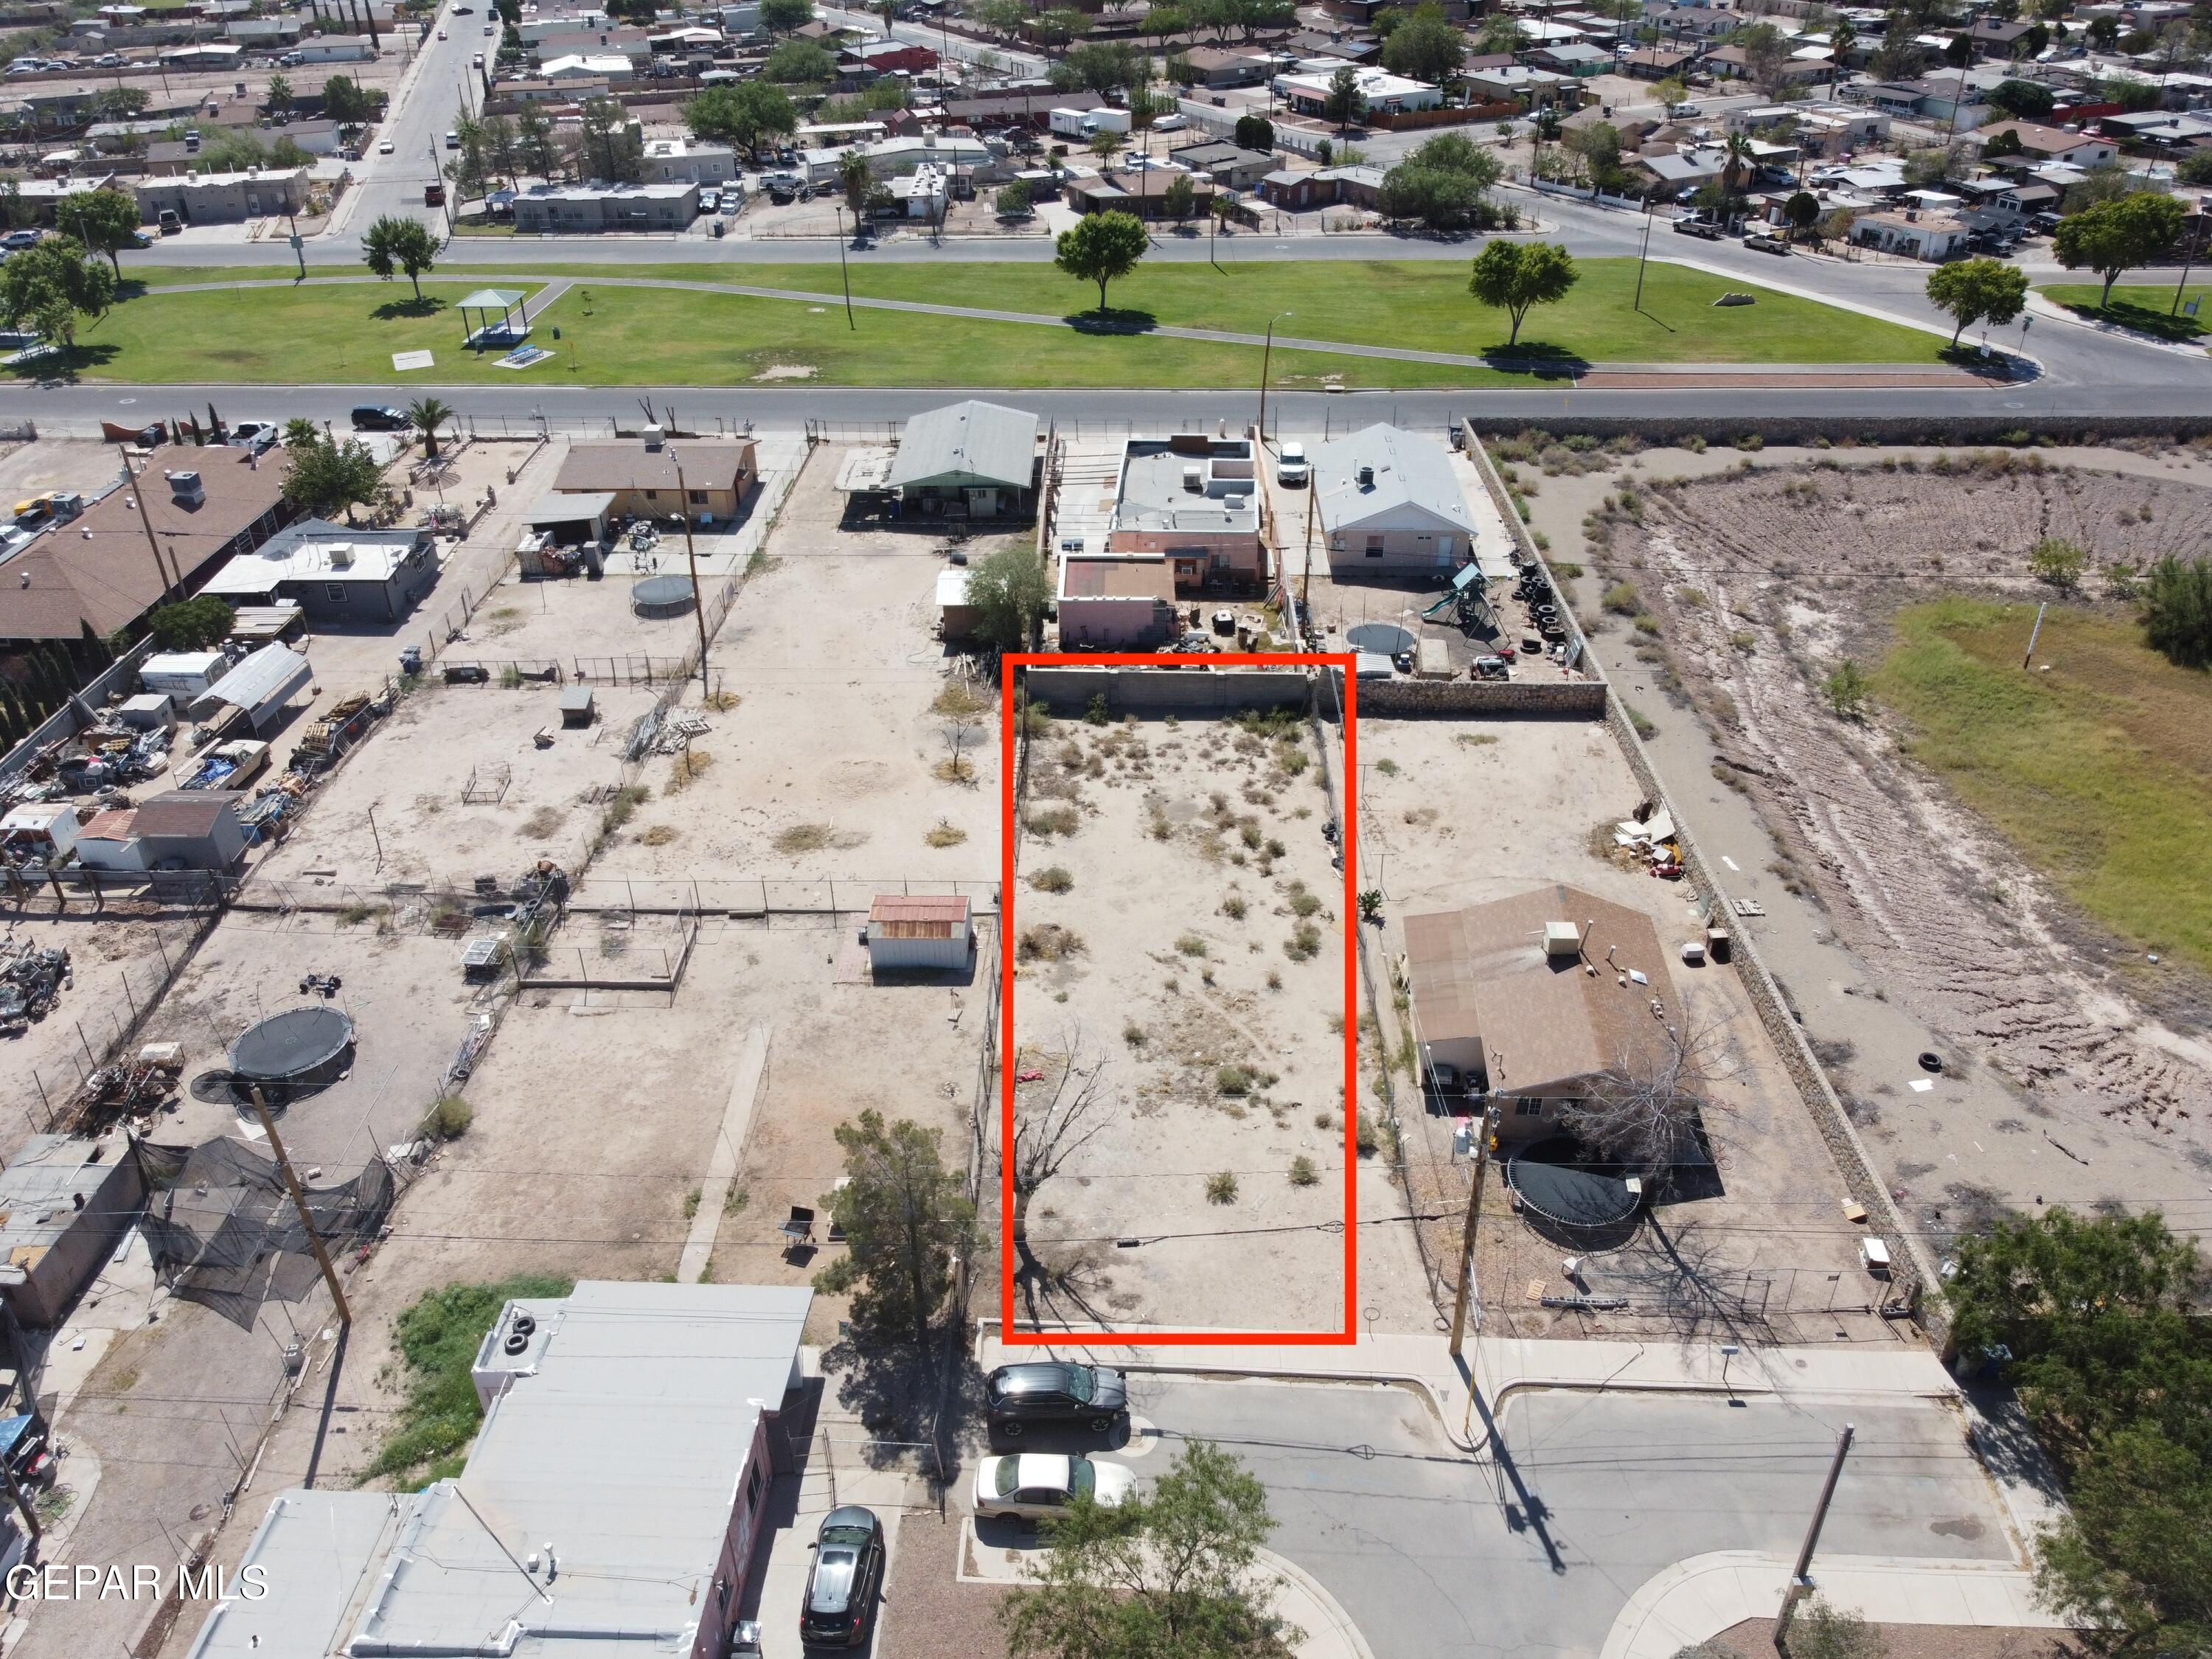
1356;679;1607;716
1024;667;1310;716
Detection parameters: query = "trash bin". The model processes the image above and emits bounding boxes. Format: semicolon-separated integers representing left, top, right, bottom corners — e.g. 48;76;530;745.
399;646;423;676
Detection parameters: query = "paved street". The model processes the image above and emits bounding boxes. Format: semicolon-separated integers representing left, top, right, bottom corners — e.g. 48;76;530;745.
1127;1377;2011;1659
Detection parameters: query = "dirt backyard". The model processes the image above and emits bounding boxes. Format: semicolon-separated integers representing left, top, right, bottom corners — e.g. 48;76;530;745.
1538;441;2212;1253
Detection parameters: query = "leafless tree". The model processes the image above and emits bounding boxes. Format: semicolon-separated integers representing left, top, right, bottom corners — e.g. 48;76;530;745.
1005;1026;1115;1267
1557;1009;1733;1179
940;712;982;784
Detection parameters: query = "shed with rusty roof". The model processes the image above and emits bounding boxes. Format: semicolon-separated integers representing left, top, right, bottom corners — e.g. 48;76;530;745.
865;894;973;972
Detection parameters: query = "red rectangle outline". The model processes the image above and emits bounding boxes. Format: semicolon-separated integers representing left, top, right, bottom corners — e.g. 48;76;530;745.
998;652;1360;1347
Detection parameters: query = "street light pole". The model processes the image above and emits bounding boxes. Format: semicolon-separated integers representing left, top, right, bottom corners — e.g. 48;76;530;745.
1447;1102;1500;1359
1256;310;1292;445
834;204;855;330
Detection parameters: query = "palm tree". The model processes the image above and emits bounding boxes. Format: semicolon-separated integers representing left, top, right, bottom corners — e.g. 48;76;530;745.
837;147;872;224
1720;130;1756;199
408;397;456;461
1829;17;1855;95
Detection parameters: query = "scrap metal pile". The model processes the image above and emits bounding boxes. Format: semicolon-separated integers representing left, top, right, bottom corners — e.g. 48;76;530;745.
0;940;69;1035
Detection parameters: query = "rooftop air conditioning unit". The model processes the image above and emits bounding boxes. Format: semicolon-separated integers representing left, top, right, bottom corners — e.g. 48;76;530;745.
329;546;354;568
165;470;204;507
1357;463;1375;487
642;424;665;450
1181;464;1203;492
1543;920;1582;957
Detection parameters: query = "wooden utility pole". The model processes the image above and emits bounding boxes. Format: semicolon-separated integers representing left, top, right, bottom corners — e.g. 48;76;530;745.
1299;477;1317;623
671;455;712;685
1447;1102;1500;1358
247;1085;350;1326
122;456;183;601
1775;1422;1854;1652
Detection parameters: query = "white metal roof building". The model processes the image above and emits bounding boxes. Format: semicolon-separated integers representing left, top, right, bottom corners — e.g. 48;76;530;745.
186;1280;811;1659
1312;424;1477;576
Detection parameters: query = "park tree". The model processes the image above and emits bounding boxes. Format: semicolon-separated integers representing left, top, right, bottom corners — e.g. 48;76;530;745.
362;214;438;302
966;541;1051;647
57;187;141;276
813;1109;978;1348
2141;555;2212;669
759;0;813;30
1055;209;1149;313
1323;64;1366;131
408;396;456;461
0;234;116;355
1382;1;1465;84
2054;191;2184;307
146;596;236;653
1924;256;2028;348
282;433;386;524
1467;239;1577;347
998;1440;1300;1659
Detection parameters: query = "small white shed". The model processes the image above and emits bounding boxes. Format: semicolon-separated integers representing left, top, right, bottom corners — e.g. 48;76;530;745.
865;894;973;972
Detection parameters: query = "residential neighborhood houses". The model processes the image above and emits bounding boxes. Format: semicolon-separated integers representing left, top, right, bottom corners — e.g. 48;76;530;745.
0;0;2206;1653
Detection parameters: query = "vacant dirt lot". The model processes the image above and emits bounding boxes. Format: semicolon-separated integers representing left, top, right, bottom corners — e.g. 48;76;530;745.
251;681;658;894
1572;453;2212;1250
586;446;1011;894
1354;712;1887;1345
1006;697;1364;1336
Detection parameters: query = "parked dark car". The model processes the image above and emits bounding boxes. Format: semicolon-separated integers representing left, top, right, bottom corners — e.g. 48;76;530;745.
985;1361;1127;1437
799;1506;883;1649
351;404;411;431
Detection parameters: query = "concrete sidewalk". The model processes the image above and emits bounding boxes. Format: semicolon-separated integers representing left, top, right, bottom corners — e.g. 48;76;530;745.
959;1522;1374;1659
977;1322;1962;1455
1599;1550;2066;1659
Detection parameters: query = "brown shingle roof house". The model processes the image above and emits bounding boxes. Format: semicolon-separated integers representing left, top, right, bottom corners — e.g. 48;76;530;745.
1403;884;1681;1139
554;437;758;527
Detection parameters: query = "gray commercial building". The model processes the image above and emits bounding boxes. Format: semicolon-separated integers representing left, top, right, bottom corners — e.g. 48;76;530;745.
512;179;700;232
1312;423;1475;575
887;399;1038;519
184;1280;811;1659
132;165;312;226
0;1135;147;1329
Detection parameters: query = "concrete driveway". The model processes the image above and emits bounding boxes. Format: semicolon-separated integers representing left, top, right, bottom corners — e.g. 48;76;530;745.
1127;1375;2012;1659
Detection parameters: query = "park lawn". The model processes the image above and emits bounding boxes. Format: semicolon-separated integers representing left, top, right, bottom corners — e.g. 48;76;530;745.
55;280;555;383
1874;597;2212;977
2038;282;2208;344
54;276;1481;389
510;257;1947;364
91;256;1948;375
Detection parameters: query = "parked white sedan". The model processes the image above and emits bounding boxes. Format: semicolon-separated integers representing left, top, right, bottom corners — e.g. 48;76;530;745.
973;1453;1135;1523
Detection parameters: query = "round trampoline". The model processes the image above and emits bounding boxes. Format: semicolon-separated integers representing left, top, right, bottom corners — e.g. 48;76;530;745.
229;1005;355;1091
1346;622;1415;655
630;574;698;619
1505;1140;1641;1231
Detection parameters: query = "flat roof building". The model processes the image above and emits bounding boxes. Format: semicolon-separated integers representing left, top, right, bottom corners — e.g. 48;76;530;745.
0;1135;147;1328
200;519;437;624
1107;435;1267;595
185;1280;811;1659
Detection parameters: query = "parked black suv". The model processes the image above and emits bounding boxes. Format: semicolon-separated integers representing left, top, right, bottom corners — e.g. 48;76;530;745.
799;1506;883;1649
985;1361;1128;1437
350;404;410;431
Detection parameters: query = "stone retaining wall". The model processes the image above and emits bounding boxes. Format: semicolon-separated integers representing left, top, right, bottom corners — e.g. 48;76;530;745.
1357;679;1607;716
1458;413;2212;446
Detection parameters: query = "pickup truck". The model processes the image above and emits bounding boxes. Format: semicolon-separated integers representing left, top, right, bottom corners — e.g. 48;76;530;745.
1671;215;1721;240
425;181;447;206
1742;232;1791;255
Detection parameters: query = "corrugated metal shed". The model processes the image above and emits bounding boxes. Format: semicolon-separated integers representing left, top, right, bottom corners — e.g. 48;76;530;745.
866;894;973;970
190;644;312;731
887;400;1038;492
